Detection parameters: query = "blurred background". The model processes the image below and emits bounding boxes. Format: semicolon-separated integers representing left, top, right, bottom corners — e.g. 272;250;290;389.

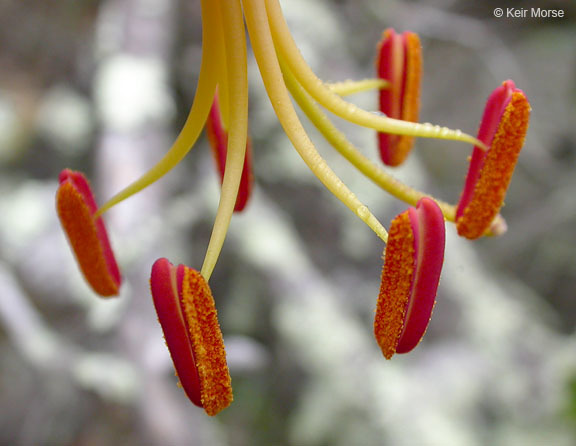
1;0;575;445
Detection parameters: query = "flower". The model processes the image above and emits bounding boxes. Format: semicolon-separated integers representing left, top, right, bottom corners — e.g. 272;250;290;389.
150;258;233;416
456;80;531;239
88;0;482;285
376;28;422;166
374;198;445;359
55;0;531;413
56;169;121;297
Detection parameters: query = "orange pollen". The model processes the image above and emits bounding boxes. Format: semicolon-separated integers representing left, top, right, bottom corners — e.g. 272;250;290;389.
374;212;415;359
180;268;233;416
378;31;422;167
402;33;422;125
457;92;531;239
392;32;422;165
56;182;119;297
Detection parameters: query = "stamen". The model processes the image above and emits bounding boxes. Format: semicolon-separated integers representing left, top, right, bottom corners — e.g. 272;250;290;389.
374;212;414;360
285;64;509;236
456;81;530;239
56;170;121;297
150;258;202;407
374;198;445;359
150;258;233;416
377;29;422;166
179;264;233;416
206;90;254;212
326;78;389;97
283;60;457;221
201;0;249;281
396;198;445;353
265;0;485;148
244;0;388;243
95;0;221;216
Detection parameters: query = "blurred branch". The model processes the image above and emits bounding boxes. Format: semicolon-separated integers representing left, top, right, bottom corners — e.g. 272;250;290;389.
0;261;66;370
0;260;139;402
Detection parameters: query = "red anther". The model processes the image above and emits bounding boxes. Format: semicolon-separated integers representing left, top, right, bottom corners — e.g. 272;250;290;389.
374;198;445;359
456;80;530;239
56;169;121;297
206;91;254;212
376;28;422;166
150;258;233;416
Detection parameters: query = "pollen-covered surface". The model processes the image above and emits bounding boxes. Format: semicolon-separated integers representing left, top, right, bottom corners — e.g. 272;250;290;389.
180;268;233;416
457;91;530;239
56;180;119;297
392;32;422;165
377;30;422;166
374;212;415;359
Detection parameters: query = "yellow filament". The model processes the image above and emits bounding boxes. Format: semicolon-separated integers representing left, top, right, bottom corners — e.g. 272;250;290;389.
96;0;221;216
284;62;509;234
215;26;231;131
282;60;457;220
326;78;389;97
201;0;249;281
265;0;486;149
244;0;387;243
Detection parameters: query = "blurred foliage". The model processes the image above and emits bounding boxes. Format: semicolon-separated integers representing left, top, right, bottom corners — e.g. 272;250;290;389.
1;0;576;445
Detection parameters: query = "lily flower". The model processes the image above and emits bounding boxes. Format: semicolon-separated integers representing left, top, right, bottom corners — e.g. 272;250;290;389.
376;28;422;166
150;258;233;416
55;0;531;413
82;0;479;283
56;169;121;297
456;80;531;239
374;198;445;359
